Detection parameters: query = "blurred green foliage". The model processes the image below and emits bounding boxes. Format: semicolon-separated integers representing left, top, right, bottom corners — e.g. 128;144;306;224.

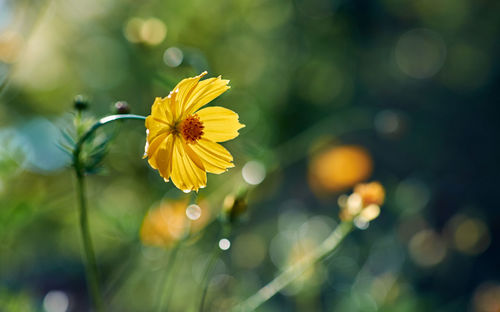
1;0;499;311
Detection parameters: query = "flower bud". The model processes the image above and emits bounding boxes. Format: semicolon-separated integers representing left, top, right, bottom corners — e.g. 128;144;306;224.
354;181;385;206
338;181;385;222
73;95;88;111
359;204;381;222
113;101;131;114
223;192;248;223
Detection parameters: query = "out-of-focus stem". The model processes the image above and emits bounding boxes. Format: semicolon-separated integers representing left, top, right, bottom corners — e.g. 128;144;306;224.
235;221;353;312
157;244;181;312
157;193;200;311
72;114;145;311
199;224;231;312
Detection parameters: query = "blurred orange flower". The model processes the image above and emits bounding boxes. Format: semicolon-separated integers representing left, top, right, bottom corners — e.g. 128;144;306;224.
143;72;245;192
309;145;373;193
140;199;210;247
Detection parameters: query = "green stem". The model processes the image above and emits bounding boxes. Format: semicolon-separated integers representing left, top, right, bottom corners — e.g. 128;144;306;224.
199;225;231;312
157;245;181;312
234;221;353;312
76;171;104;312
72;114;146;311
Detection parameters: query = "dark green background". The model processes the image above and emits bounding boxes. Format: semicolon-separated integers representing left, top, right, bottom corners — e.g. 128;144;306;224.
1;0;499;311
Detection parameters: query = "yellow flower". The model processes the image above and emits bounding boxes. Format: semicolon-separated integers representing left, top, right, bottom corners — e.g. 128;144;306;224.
144;72;245;192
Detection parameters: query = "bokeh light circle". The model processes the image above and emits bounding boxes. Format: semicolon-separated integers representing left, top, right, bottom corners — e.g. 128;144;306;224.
163;47;183;67
219;238;231;251
408;229;446;267
186;204;202;221
43;290;69;312
395;28;446;79
242;161;266;185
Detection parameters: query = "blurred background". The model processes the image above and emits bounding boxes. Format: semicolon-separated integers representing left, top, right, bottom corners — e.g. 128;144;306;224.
1;0;499;311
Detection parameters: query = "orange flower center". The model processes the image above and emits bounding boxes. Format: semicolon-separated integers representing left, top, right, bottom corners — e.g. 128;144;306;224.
180;114;204;144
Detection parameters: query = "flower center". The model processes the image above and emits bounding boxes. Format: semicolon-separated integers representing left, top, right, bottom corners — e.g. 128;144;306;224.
180;114;204;144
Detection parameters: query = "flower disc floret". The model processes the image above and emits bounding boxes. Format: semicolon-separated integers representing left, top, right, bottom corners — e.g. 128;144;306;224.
181;114;204;144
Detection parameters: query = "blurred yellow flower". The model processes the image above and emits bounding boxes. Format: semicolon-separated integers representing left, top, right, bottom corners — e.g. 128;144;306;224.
308;145;373;193
140;200;209;247
144;72;245;192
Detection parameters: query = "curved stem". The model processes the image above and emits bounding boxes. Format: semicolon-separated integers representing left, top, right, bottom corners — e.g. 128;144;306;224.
73;114;146;312
73;114;146;158
156;193;200;311
234;221;353;312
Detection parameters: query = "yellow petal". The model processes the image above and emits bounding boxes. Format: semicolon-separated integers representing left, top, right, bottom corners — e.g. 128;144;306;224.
196;106;245;142
167;89;179;121
183;76;230;117
170;138;207;192
182;141;205;171
145;115;171;141
154;134;175;181
146;96;175;144
146;134;174;181
189;138;234;174
151;97;173;125
173;71;207;118
144;131;168;161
